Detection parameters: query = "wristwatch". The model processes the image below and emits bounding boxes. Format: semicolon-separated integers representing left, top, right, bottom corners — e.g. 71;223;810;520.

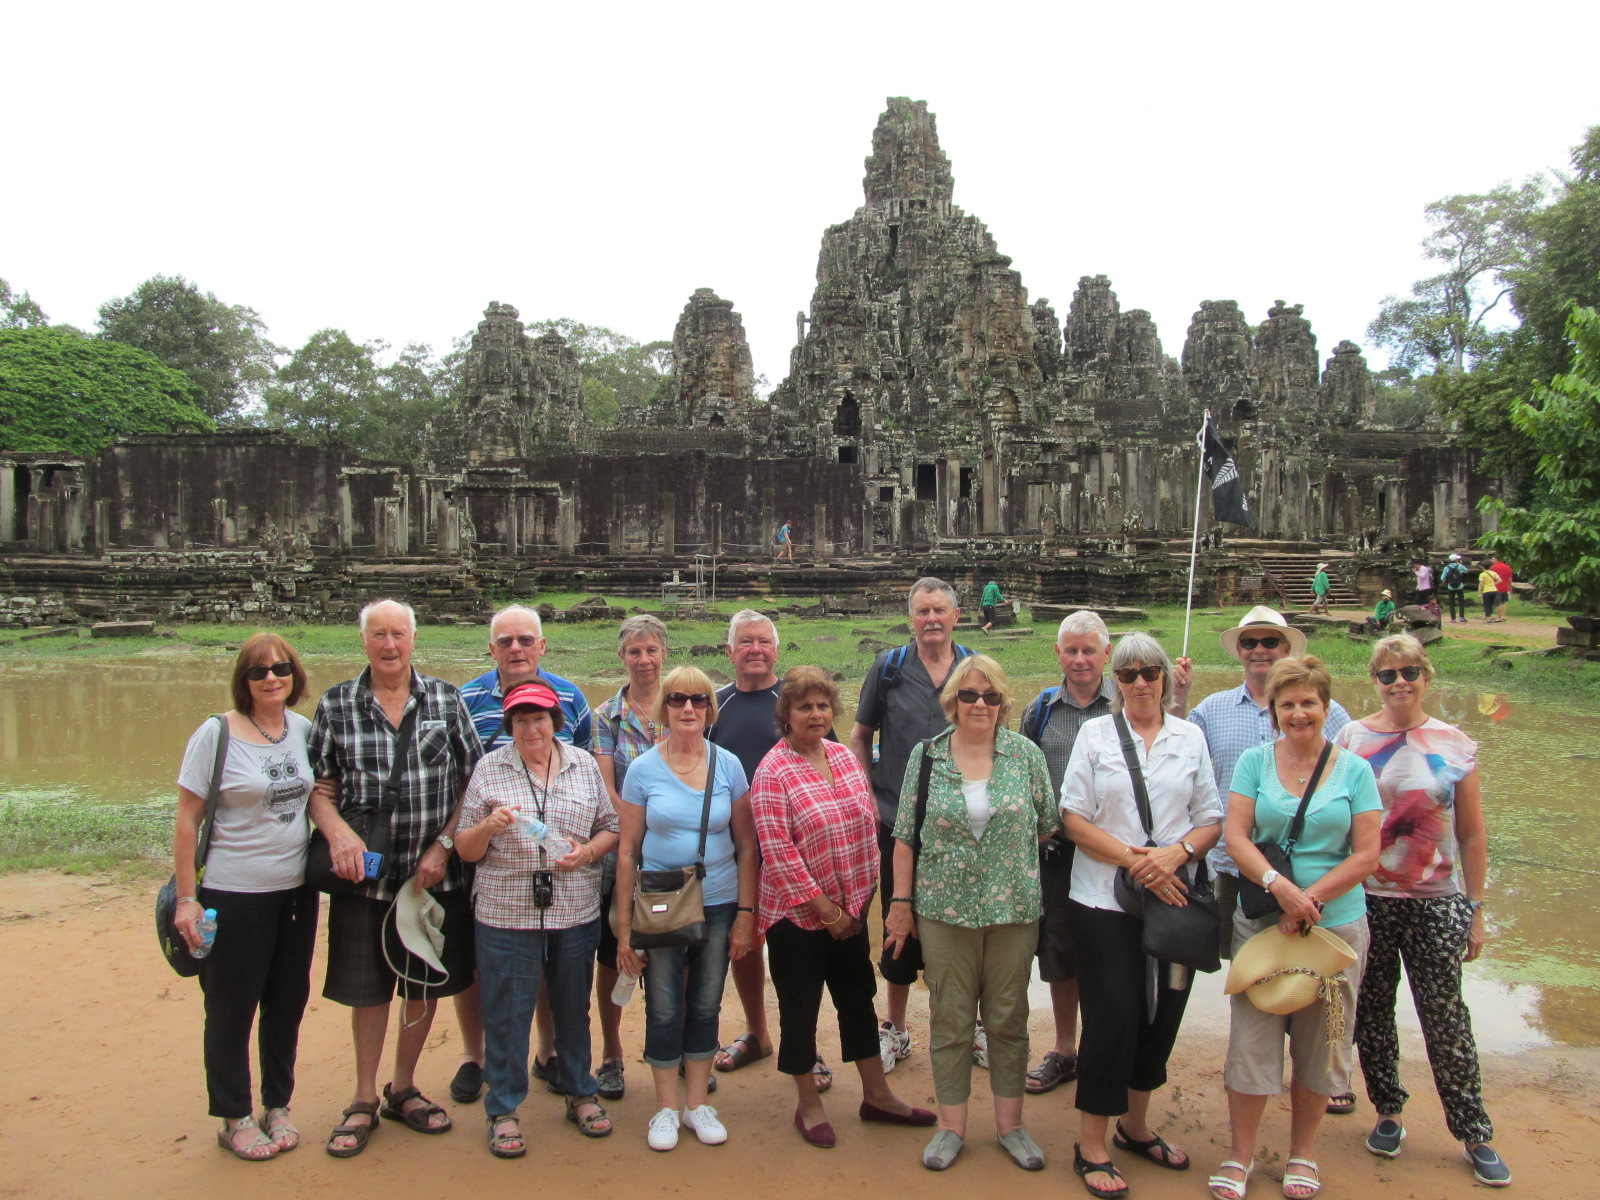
1180;840;1197;861
1261;869;1281;890
435;834;455;851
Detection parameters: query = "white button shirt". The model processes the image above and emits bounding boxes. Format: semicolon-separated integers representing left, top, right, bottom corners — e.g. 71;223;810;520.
1060;714;1224;912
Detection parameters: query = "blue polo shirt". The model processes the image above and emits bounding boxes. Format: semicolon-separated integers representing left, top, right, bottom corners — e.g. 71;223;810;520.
460;667;592;753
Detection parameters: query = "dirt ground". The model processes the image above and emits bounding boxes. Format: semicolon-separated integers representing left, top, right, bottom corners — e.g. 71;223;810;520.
3;872;1596;1200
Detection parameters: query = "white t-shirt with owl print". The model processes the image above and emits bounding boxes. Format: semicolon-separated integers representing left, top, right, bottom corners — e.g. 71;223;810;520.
177;712;313;892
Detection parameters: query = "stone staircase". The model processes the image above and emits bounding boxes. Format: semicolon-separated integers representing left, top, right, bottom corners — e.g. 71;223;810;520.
1251;552;1359;610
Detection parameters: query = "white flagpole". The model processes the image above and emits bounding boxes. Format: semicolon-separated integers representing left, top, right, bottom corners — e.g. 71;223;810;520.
1182;409;1210;659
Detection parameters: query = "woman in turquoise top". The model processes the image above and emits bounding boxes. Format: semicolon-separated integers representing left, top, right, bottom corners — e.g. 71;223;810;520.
1212;656;1381;1200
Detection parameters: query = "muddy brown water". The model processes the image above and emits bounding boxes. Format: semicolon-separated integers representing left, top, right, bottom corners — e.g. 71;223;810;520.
4;653;1597;1050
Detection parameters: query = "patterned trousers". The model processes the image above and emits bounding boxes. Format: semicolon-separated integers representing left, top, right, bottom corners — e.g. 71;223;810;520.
1355;893;1494;1144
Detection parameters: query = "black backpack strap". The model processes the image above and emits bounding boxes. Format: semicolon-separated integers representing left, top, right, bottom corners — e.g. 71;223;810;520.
1025;687;1058;744
1112;712;1155;842
193;713;231;881
879;644;908;689
693;743;717;879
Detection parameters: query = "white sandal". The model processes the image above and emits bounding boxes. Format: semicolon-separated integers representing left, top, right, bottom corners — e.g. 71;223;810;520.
1282;1158;1320;1199
1209;1160;1252;1200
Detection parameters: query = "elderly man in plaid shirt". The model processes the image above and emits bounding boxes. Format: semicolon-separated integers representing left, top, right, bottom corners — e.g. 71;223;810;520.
308;599;483;1157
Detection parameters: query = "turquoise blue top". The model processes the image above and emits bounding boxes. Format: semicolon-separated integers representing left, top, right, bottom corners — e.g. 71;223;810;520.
1229;741;1382;927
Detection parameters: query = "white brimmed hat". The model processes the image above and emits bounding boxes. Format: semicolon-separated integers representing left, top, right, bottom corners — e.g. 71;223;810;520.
1225;925;1357;1015
1219;605;1307;658
391;876;448;975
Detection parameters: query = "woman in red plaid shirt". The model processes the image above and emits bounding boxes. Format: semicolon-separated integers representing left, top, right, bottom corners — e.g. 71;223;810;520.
751;666;936;1149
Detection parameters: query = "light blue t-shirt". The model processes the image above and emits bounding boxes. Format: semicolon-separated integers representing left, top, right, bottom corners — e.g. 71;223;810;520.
1229;742;1382;927
621;743;749;906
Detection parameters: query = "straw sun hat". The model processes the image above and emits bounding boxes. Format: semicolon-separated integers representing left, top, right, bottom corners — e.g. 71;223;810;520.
1225;926;1357;1042
1218;605;1307;658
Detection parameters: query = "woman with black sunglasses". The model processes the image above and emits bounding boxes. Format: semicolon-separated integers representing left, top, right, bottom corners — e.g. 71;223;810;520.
615;665;759;1152
1060;632;1223;1199
884;653;1057;1172
1332;634;1511;1187
172;633;319;1161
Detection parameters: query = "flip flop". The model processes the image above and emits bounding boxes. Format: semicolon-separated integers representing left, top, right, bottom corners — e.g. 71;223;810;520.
812;1054;834;1093
1325;1093;1356;1116
1074;1143;1129;1199
714;1031;772;1072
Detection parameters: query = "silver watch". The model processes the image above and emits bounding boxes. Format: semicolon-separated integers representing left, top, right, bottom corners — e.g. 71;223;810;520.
1180;840;1197;861
435;834;455;851
1261;869;1281;890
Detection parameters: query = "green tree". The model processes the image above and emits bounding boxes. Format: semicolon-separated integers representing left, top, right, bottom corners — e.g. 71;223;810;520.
1479;307;1600;612
1368;181;1544;375
527;318;671;426
265;331;450;462
0;326;212;455
97;274;281;422
1;277;49;329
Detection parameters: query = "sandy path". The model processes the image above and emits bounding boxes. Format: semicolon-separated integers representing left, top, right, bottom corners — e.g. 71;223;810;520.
2;872;1596;1199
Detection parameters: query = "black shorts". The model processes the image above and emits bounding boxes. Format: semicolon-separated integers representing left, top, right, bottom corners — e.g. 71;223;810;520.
323;887;476;1008
1037;836;1078;981
982;605;998;625
876;821;924;985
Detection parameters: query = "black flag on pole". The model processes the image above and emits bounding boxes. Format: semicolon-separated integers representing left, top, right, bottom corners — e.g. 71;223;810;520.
1199;420;1256;529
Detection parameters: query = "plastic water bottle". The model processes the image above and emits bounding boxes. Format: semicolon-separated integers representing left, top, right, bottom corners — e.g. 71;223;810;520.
610;970;639;1006
517;810;548;841
192;908;219;959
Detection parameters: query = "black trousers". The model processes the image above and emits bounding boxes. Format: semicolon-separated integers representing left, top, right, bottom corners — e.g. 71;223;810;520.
196;884;318;1119
766;917;880;1076
1445;590;1467;620
1067;899;1193;1117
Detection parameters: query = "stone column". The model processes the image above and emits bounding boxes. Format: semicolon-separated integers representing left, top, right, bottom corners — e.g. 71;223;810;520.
861;502;874;555
337;475;353;550
662;489;677;557
711;502;722;557
813;503;828;561
0;462;14;541
981;456;998;533
558;494;576;552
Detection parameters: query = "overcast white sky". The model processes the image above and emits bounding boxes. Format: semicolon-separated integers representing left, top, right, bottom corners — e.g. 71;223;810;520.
7;1;1597;392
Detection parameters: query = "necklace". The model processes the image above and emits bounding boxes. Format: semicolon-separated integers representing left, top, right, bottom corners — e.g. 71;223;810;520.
663;744;701;776
248;713;288;744
1276;741;1318;784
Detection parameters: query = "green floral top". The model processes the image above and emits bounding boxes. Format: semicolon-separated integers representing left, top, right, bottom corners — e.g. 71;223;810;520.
892;726;1057;928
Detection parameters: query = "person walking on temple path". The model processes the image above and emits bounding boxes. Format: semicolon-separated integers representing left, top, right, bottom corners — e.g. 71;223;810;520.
775;521;794;562
1310;563;1332;616
1014;611;1115;1096
1490;556;1513;621
980;579;1005;633
1478;562;1502;622
1173;605;1355;1114
307;600;484;1157
1440;554;1470;624
448;604;592;1105
709;610;835;1094
850;577;978;1075
1412;559;1435;606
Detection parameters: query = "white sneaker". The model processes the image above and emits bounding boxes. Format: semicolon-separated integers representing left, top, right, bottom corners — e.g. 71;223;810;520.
647;1107;680;1151
972;1021;989;1069
681;1104;727;1145
879;1020;911;1074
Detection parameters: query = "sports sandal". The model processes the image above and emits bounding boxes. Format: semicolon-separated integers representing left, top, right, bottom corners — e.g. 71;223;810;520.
1026;1050;1078;1093
1281;1157;1320;1199
812;1054;834;1093
325;1101;379;1158
218;1114;278;1161
1209;1160;1253;1200
487;1114;526;1159
262;1107;299;1152
1113;1120;1190;1169
714;1032;772;1072
566;1095;613;1138
596;1058;626;1101
379;1083;452;1134
1074;1143;1129;1199
1325;1092;1356;1116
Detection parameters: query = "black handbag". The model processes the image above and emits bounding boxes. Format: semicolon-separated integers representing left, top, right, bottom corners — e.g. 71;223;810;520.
617;743;718;950
156;714;229;978
306;706;416;894
1236;740;1332;920
1110;713;1222;974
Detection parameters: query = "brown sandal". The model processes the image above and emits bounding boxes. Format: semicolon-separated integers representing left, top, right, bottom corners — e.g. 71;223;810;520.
487;1114;526;1158
379;1083;452;1134
565;1095;613;1138
325;1101;379;1158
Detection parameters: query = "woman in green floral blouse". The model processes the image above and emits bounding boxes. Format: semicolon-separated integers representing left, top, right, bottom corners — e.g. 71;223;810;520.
885;653;1058;1173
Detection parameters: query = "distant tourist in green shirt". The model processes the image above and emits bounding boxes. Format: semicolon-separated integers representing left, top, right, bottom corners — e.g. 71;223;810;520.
981;580;1004;633
1371;590;1397;631
1310;563;1331;615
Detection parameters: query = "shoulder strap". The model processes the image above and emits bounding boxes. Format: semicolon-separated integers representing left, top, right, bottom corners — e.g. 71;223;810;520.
693;742;717;878
377;704;420;815
1112;712;1155;841
879;644;909;688
193;713;231;878
1283;739;1335;852
1025;687;1058;743
911;737;936;857
954;643;974;661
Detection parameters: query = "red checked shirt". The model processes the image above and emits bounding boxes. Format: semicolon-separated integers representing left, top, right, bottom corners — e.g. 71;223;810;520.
751;739;880;934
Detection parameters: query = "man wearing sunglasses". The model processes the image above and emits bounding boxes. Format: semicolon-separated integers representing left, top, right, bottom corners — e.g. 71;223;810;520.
1172;606;1351;965
460;606;592;753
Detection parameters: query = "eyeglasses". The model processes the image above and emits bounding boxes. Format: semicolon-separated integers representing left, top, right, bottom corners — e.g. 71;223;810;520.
1374;665;1423;685
244;661;294;681
956;689;1003;706
1115;666;1164;684
664;692;712;709
1237;636;1283;651
494;634;541;649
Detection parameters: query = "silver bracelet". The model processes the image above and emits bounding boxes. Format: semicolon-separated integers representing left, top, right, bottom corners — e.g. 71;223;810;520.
176;895;199;905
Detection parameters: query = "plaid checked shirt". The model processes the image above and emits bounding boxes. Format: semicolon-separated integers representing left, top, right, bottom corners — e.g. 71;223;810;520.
751;740;881;934
458;742;619;930
307;667;483;902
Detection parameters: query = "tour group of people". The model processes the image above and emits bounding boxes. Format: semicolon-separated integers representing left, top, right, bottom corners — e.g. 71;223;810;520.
171;578;1511;1193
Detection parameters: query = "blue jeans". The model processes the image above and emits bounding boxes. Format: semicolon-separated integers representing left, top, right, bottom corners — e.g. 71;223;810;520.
475;917;600;1117
641;901;736;1068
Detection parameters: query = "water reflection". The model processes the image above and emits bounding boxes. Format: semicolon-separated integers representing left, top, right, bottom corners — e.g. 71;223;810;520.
3;656;1596;1048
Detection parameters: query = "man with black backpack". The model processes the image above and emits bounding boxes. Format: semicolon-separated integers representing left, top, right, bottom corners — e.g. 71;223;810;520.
1440;553;1470;624
849;577;974;1074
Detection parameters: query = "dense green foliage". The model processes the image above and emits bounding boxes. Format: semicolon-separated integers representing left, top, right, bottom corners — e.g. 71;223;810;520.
528;318;671;426
97;274;281;422
1480;307;1600;612
0;327;213;454
1;277;49;329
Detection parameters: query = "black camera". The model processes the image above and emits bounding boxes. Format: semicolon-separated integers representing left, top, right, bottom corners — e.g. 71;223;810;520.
532;871;554;909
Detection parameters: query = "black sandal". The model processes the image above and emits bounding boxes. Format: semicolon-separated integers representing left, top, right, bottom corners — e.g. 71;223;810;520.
1074;1143;1130;1199
325;1101;379;1158
1326;1092;1356;1116
379;1083;452;1134
1113;1120;1191;1170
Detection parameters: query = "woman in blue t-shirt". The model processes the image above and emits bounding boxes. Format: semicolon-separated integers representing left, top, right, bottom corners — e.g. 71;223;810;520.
617;665;757;1153
1210;656;1382;1200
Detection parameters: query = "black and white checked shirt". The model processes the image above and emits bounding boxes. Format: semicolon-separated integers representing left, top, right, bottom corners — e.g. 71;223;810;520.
307;667;484;901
